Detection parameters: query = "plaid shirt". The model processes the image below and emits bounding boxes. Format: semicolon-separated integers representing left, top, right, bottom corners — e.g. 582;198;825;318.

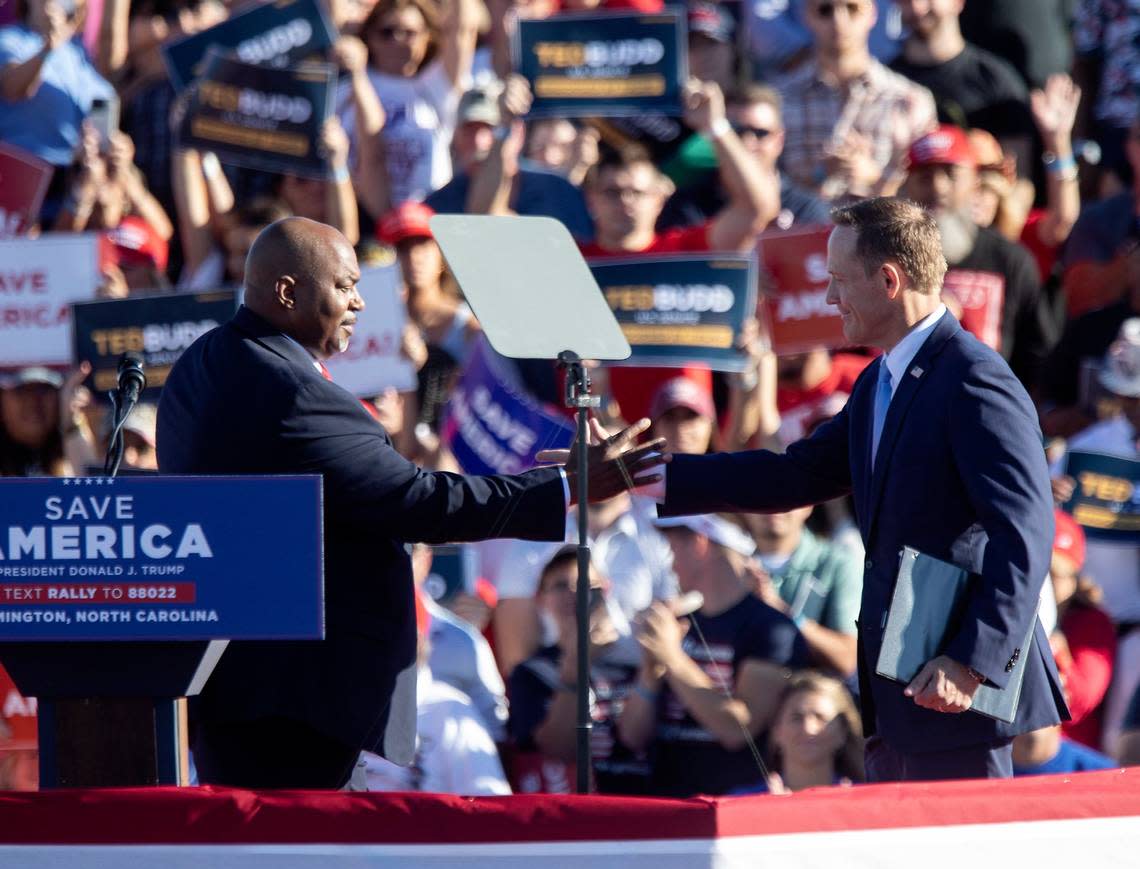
777;58;937;199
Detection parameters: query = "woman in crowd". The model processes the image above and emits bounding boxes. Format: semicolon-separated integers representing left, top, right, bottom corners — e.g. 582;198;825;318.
348;0;480;205
752;671;863;793
0;366;97;478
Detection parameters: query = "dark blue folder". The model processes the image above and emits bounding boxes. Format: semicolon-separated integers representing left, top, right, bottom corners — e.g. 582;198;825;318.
876;547;1037;723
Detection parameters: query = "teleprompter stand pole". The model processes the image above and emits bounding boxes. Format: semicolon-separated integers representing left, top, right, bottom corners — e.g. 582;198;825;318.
559;350;600;795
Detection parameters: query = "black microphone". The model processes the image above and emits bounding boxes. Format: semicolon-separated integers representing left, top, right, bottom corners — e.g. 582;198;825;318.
117;353;146;405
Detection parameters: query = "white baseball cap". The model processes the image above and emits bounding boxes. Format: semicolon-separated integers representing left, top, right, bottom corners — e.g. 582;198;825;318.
654;514;756;556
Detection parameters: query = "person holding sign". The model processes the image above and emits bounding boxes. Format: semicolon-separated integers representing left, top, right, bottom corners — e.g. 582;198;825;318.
1050;319;1140;757
157;216;665;789
651;197;1067;782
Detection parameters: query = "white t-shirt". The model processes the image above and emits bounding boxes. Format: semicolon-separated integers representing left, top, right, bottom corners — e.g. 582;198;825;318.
490;497;676;620
338;59;461;204
426;597;508;742
1054;414;1140;623
359;668;510;795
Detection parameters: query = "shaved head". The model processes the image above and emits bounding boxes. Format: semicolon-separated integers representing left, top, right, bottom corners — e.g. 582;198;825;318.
244;217;364;360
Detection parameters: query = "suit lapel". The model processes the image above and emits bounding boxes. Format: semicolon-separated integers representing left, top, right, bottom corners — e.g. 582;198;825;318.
863;313;960;543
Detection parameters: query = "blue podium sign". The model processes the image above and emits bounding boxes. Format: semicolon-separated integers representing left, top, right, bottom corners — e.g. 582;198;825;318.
0;476;323;641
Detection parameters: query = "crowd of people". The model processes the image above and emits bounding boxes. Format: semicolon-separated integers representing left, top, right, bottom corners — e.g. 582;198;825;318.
3;0;1140;795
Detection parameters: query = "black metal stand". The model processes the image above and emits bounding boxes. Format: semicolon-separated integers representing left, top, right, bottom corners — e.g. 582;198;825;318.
558;350;599;795
103;387;137;478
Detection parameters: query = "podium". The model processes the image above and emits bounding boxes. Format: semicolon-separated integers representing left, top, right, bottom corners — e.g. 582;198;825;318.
0;475;323;788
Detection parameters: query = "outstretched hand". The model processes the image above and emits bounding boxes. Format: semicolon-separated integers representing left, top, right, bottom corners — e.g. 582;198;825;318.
536;417;670;505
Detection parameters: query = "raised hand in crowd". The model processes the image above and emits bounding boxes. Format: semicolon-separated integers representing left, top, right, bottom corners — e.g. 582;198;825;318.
824;130;883;198
106;130;174;242
58;363;99;474
1029;73;1082;250
55;123;111;231
335;33;390;220
399;321;429;371
681;78;778;251
317;116;360;246
464;75;532;216
724;316;781;451
42;0;79;53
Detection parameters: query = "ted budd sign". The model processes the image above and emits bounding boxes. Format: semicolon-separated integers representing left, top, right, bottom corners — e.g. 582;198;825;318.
0;476;323;641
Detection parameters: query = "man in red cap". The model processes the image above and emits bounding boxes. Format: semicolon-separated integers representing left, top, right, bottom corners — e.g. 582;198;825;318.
903;124;1057;389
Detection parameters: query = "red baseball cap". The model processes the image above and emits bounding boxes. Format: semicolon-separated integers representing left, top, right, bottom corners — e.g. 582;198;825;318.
650;376;716;420
1053;510;1086;570
104;215;169;272
377;201;435;245
907;125;976;170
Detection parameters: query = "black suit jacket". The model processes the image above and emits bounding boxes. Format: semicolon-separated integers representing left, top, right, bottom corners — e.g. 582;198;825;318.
156;306;566;762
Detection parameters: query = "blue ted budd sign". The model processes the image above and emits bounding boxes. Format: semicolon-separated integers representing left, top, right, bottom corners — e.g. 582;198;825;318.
513;10;688;118
590;252;758;372
1062;450;1140;544
162;0;337;90
442;339;574;477
0;476;323;641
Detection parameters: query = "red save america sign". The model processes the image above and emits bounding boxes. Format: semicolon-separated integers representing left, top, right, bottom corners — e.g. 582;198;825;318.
756;225;847;355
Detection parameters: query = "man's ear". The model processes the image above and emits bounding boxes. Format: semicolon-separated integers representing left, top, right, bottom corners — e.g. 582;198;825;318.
275;275;296;310
881;262;904;300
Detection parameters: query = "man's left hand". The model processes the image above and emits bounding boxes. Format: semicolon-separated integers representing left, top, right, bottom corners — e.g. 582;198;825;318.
904;655;982;713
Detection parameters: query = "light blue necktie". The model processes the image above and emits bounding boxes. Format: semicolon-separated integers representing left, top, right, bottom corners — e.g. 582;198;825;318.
870;359;893;466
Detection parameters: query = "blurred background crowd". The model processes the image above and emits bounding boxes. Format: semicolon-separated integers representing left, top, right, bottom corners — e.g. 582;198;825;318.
3;0;1140;796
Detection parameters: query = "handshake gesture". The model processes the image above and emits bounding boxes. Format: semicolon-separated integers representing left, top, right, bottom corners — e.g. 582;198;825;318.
537;417;669;505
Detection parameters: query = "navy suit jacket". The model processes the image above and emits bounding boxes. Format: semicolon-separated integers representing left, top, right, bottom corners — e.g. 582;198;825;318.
156;306;566;763
661;313;1068;752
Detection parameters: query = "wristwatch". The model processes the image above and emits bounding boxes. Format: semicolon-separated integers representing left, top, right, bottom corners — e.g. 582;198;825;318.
965;666;986;684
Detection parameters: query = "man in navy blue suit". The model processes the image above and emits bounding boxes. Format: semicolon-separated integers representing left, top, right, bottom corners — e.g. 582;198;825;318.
658;197;1067;781
157;217;664;788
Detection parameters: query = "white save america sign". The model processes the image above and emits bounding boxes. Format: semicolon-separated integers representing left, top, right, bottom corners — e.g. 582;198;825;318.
0;233;101;368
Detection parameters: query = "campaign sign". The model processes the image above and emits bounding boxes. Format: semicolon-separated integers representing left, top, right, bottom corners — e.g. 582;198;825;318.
324;264;416;396
0;233;101;369
0;476;323;641
1062;451;1140;544
590;253;756;371
72;290;238;401
513;11;688;118
0;143;53;239
162;0;337;90
756;225;847;355
180;52;336;178
442;339;574;476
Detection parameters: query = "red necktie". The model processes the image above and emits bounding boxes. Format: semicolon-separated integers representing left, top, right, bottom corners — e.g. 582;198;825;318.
318;362;333;381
